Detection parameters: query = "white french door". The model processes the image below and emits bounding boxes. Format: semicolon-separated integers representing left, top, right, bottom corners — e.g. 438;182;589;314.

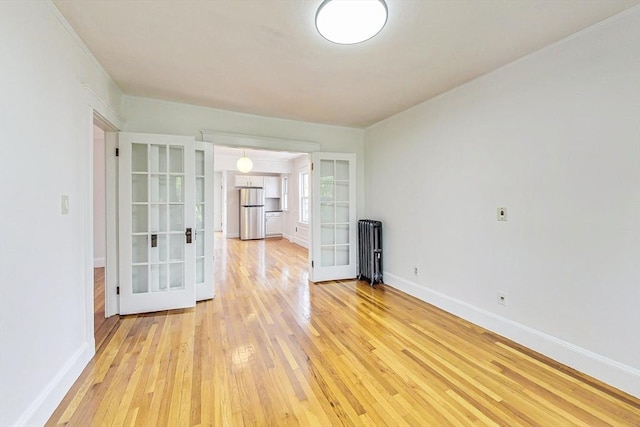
195;142;215;301
309;152;357;282
118;132;196;315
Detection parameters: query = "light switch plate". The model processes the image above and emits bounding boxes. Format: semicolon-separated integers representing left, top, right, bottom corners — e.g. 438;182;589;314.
61;195;69;215
497;207;507;221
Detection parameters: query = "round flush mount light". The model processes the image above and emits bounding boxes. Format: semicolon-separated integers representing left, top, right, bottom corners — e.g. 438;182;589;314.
316;0;388;45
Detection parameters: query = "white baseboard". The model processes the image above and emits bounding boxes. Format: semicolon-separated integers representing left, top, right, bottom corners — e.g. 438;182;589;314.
16;340;95;426
227;233;239;239
93;257;105;268
384;272;640;398
293;236;308;249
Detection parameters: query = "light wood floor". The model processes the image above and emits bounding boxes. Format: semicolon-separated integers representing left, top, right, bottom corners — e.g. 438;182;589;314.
93;267;119;351
49;235;639;426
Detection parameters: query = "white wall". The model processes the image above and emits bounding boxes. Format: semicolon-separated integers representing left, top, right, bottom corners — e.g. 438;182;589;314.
0;1;123;425
93;125;106;267
364;9;640;396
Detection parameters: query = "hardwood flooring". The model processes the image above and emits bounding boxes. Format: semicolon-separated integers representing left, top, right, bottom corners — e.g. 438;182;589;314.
49;235;639;426
93;267;119;351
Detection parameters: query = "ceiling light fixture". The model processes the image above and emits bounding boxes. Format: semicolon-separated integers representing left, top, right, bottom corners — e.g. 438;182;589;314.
236;149;253;173
315;0;388;45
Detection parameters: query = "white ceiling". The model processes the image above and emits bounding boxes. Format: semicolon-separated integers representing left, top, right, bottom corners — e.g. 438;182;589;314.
53;0;638;128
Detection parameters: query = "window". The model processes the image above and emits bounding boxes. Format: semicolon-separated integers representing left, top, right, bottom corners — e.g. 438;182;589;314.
299;171;309;223
282;176;289;211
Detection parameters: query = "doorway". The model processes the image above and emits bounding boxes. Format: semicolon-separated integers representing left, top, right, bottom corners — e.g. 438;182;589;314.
92;116;119;349
213;145;310;251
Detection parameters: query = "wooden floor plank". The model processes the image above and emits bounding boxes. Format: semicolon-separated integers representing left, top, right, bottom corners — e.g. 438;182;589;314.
47;233;640;426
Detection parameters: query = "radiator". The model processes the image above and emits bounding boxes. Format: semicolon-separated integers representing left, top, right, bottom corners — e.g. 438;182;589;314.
357;219;383;286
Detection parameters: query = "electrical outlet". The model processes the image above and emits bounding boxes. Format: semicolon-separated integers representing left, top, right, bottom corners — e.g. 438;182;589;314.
497;207;507;221
497;292;507;306
413;266;419;276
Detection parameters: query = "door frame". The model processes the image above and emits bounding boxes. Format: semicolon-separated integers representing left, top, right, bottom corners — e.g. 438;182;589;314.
82;86;124;349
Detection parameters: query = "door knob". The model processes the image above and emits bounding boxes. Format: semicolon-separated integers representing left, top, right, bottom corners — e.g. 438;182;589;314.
185;228;193;244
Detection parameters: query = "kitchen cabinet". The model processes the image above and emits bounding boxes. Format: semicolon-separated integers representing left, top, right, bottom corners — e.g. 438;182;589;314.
235;175;264;188
265;212;283;236
264;176;281;198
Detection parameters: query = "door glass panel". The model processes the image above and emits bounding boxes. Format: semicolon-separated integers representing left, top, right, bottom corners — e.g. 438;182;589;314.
132;235;148;263
132;205;148;233
336;203;349;223
149;204;167;232
150;264;168;292
196;205;204;229
170;263;184;289
132;143;148;172
150;234;168;262
335;182;349;202
158;234;168;262
169;205;184;231
132;265;148;294
336;246;349;266
320;181;334;202
150;175;167;202
321;203;334;223
320;160;334;180
132;174;148;202
321;224;335;245
195;150;204;176
336;224;349;244
169;147;184;173
321;247;335;267
169;176;183;202
196;178;204;203
196;258;204;283
170;234;184;260
196;231;204;257
336;160;349;180
149;144;167;173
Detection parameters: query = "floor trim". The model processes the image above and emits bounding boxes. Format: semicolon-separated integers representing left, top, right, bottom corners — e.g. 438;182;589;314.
17;340;95;426
384;271;640;398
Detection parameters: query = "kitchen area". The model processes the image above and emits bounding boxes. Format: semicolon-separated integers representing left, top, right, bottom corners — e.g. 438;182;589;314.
213;146;309;248
238;175;284;240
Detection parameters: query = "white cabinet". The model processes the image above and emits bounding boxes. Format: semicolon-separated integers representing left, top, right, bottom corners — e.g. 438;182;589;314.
265;212;283;236
235;175;264;188
264;176;281;198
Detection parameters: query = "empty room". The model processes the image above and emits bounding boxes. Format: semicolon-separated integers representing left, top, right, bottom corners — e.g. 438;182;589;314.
1;1;639;426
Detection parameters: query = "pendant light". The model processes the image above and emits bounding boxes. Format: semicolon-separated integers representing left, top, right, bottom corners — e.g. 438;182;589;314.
316;0;388;45
236;149;253;173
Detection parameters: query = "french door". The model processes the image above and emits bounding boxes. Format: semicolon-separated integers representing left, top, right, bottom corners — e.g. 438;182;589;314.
195;141;215;301
118;132;207;315
309;152;357;282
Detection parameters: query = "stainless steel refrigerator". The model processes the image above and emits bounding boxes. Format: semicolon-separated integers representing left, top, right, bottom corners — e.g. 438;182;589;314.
239;187;265;240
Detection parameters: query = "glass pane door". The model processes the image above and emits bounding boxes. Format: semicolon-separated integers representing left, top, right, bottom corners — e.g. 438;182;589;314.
310;153;356;282
119;132;196;315
195;142;214;301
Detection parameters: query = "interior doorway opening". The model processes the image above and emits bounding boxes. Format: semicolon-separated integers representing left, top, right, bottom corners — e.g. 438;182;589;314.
213;145;310;256
92;114;119;348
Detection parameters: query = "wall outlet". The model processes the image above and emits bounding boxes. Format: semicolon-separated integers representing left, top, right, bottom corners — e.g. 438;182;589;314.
413;266;419;276
497;292;507;306
497;207;507;221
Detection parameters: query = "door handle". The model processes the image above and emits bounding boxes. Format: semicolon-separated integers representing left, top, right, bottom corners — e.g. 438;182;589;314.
185;228;193;244
151;234;158;248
